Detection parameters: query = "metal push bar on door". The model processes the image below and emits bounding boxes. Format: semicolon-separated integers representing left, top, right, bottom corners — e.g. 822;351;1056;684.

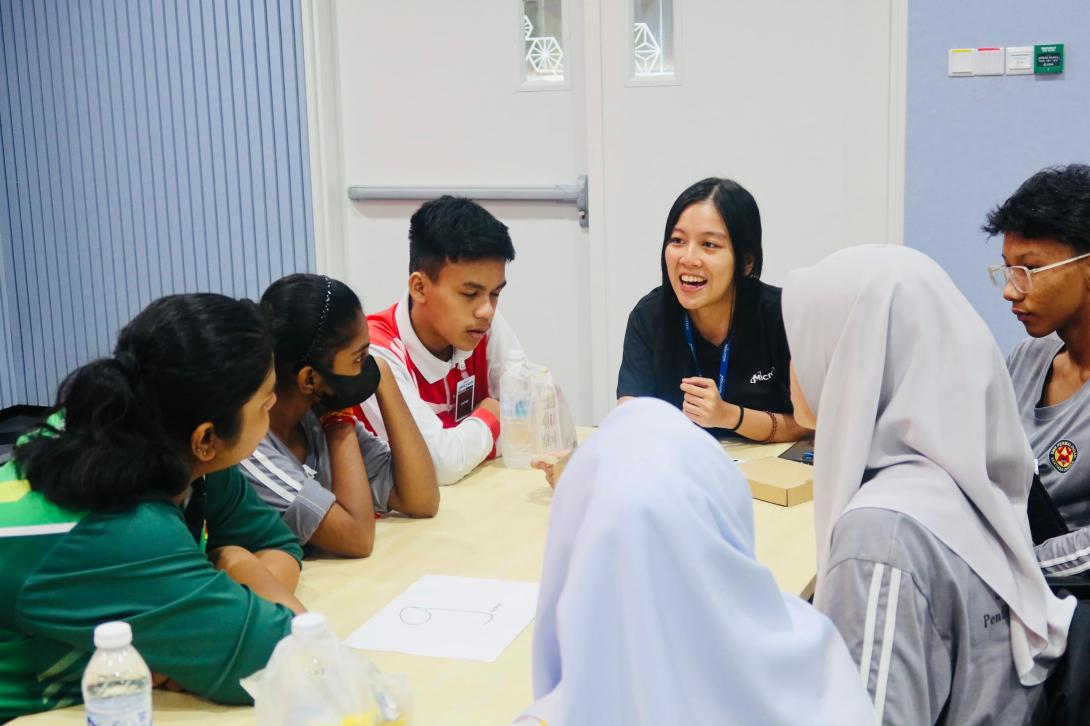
347;175;589;228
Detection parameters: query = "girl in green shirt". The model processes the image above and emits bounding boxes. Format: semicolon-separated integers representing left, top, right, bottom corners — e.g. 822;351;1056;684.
0;294;305;720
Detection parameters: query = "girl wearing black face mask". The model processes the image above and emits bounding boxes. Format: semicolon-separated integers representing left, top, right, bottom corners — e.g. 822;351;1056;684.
241;274;438;558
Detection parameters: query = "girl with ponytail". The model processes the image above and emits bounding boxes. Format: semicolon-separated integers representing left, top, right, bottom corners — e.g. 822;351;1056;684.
0;294;306;720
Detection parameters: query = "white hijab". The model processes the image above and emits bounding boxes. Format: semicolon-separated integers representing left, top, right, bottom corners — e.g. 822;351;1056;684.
782;244;1073;686
519;398;874;726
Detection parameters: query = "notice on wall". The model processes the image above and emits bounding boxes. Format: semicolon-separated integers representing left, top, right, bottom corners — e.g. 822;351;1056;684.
1034;44;1064;74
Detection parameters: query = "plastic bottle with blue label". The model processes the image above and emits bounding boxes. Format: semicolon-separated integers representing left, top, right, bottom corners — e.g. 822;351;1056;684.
500;350;533;469
82;621;152;726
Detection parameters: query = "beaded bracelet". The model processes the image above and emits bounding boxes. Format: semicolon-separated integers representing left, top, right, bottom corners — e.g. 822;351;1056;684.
320;408;357;430
758;411;778;444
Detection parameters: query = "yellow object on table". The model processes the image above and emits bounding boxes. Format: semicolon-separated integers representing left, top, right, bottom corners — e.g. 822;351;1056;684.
14;430;815;726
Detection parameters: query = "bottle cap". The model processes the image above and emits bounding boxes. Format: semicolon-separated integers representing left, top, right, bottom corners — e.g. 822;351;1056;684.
291;612;328;638
93;621;133;649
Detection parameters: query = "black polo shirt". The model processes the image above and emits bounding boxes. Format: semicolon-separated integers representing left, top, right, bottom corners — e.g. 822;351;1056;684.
617;279;793;438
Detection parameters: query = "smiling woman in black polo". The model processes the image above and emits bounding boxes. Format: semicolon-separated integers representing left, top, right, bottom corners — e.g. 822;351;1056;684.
617;177;809;442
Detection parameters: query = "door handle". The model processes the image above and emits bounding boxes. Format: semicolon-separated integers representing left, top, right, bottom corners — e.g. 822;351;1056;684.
348;175;589;228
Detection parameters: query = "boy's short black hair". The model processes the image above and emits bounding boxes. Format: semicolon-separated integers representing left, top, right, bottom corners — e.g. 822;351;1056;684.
983;164;1090;254
408;196;516;279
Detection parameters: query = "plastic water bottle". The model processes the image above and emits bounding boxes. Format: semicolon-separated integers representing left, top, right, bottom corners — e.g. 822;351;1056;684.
284;613;343;726
82;621;152;726
500;350;533;469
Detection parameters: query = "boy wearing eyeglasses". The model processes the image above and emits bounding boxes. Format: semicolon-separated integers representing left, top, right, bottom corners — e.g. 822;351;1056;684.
984;164;1090;534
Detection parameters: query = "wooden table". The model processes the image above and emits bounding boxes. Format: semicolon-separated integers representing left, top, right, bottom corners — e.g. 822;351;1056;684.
15;433;815;726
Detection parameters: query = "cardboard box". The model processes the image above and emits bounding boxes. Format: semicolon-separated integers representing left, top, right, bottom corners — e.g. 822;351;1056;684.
737;457;813;507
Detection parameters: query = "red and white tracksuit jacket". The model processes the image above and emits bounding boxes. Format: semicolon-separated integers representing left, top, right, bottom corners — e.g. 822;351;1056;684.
356;292;523;485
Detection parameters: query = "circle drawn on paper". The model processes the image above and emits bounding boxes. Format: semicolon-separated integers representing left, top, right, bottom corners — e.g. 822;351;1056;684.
400;607;432;625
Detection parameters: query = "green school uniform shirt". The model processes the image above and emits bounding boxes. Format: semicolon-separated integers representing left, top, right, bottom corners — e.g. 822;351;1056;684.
0;453;303;721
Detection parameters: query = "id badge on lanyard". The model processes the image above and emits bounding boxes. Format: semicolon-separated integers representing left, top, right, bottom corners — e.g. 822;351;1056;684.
454;371;476;422
683;314;730;398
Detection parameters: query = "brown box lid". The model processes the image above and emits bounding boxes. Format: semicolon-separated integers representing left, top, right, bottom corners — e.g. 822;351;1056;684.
737;457;814;507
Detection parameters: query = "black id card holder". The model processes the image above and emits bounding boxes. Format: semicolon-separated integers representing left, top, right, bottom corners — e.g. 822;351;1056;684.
454;374;476;422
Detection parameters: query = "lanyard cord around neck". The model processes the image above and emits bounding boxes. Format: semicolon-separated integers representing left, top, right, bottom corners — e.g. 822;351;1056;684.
681;286;738;399
683;314;731;398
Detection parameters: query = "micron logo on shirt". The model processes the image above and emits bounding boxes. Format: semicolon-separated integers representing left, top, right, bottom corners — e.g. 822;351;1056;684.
749;367;775;384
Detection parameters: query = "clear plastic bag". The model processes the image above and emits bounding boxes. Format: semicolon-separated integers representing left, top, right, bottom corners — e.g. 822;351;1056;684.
241;613;412;726
528;366;577;456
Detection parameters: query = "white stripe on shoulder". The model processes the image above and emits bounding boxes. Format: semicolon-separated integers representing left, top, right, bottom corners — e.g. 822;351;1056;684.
859;562;885;686
373;341;407;367
240;458;298;504
252;449;303;492
873;566;903;723
0;522;77;538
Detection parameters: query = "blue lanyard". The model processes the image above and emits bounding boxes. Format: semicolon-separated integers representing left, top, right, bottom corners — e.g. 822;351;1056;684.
683;314;730;398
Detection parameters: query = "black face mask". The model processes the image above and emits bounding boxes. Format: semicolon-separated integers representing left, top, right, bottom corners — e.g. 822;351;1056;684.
315;355;381;410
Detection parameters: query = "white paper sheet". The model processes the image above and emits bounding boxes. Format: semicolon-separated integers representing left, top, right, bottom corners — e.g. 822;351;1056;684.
345;575;539;662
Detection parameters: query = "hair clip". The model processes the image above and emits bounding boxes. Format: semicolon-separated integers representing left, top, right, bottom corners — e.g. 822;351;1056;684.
303;276;334;363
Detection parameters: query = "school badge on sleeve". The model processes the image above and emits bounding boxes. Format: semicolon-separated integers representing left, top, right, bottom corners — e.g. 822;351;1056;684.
1049;439;1078;473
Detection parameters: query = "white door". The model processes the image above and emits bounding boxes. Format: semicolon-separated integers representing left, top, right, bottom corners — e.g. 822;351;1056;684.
308;0;596;424
304;0;903;425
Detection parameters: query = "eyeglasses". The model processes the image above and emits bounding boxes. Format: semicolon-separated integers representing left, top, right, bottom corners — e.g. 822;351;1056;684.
986;252;1090;294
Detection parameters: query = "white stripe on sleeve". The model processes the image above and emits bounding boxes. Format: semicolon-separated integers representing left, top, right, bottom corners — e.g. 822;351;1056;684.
240;458;298;504
859;562;885;686
252;449;303;492
1049;558;1090;577
873;566;903;723
1038;543;1090;568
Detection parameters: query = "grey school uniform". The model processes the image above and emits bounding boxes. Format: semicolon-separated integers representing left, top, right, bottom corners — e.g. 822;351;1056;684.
1007;335;1090;529
820;508;1045;726
239;410;396;544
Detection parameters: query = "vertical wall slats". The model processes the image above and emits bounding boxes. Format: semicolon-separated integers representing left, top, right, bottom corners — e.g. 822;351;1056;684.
0;0;315;408
0;18;21;406
47;0;85;373
31;0;70;382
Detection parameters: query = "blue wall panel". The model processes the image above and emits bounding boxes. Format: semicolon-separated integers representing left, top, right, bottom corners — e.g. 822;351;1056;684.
0;213;20;407
0;0;314;407
904;1;1090;353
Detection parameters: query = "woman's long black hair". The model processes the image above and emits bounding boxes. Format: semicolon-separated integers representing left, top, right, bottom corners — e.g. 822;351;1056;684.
260;274;363;385
655;177;764;382
15;294;273;511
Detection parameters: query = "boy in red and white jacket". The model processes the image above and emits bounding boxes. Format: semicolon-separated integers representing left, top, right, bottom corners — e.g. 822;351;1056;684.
356;196;524;485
